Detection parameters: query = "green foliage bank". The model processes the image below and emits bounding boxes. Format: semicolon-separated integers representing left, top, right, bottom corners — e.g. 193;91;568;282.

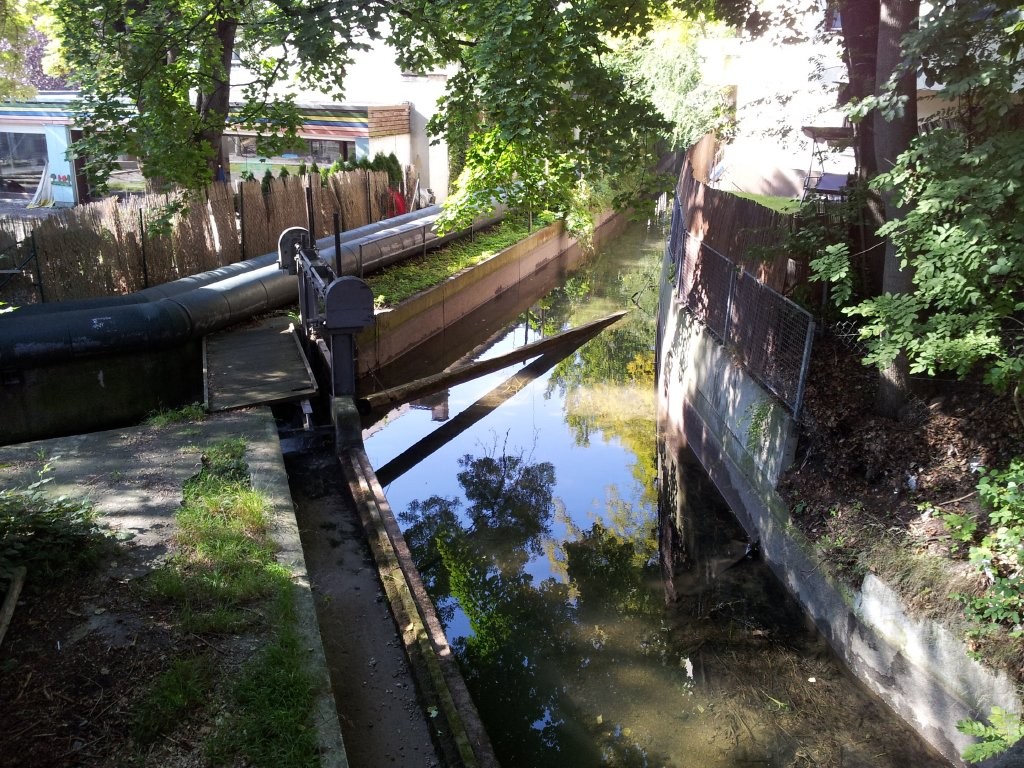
811;0;1024;416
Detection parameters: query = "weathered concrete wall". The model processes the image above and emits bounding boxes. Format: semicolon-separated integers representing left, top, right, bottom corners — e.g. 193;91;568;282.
657;276;1022;767
358;211;627;375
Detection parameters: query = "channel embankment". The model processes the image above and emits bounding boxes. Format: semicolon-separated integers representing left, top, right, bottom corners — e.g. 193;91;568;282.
656;263;1023;768
0;208;634;767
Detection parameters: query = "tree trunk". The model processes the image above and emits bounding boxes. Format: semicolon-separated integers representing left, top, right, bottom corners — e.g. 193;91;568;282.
196;17;237;183
874;0;919;418
838;0;880;180
838;0;886;291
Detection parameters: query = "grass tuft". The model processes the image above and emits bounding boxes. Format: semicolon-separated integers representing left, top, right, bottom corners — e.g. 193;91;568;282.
132;654;217;744
206;622;319;767
145;402;207;427
731;191;802;214
132;437;318;766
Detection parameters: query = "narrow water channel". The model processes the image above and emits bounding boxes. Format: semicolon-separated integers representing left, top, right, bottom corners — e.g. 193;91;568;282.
362;219;947;767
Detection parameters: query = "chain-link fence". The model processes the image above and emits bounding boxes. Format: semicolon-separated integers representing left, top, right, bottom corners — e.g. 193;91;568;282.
672;205;815;419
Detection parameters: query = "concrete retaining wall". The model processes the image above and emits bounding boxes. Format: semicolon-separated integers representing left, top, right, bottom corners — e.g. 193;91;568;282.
656;276;1022;767
358;211;626;374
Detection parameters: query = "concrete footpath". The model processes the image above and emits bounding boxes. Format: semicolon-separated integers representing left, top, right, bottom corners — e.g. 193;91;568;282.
0;408;349;767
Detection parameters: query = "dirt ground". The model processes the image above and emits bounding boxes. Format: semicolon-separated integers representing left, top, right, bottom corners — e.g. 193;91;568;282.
0;414;263;767
0;410;438;768
778;333;1024;679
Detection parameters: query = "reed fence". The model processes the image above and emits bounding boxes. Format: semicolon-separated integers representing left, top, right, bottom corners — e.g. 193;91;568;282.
0;167;409;305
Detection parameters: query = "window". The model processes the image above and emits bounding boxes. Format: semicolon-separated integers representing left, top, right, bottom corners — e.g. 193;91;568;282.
825;6;842;32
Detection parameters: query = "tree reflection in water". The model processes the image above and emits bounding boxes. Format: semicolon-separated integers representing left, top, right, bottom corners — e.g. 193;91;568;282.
394;232;670;765
381;220;947;767
400;446;667;767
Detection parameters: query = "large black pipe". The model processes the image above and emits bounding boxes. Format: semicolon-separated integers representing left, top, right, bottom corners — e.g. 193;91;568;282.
0;205;501;369
1;264;293;366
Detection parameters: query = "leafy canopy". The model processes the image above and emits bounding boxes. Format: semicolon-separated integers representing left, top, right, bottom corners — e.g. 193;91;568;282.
0;0;50;99
609;10;735;151
397;0;677;230
52;0;388;190
52;0;751;225
52;0;701;206
812;0;1024;395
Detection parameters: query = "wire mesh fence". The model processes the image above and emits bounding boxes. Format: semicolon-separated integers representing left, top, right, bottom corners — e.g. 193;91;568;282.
672;222;815;419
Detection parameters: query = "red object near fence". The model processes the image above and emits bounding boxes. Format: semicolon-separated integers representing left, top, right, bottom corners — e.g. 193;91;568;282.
387;187;407;217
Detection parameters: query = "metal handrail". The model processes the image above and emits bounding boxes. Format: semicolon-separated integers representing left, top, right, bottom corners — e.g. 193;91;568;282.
672;224;815;420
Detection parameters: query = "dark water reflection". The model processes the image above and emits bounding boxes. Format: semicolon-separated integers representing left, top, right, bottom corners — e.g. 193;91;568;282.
363;219;946;767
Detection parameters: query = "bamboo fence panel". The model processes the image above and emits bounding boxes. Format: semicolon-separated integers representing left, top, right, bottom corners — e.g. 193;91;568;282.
266;176;308;246
93;203;119;297
344;170;364;225
140;200;177;286
108;196;146;294
173;195;217;276
355;171;373;227
0;218;38;302
330;172;365;230
343;171;366;228
33;203;117;301
0;218;32;250
196;198;220;272
370;170;389;222
208;182;240;263
320;174;344;238
239;181;271;259
30;213;67;300
2;165;408;302
306;174;335;240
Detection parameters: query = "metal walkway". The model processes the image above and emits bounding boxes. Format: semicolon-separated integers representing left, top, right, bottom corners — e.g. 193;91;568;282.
203;315;317;412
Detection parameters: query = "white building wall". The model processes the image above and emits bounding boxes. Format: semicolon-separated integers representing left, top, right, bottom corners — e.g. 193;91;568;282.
0;121;78;206
43;125;77;206
341;47;451;199
246;33;452;199
700;13;854;198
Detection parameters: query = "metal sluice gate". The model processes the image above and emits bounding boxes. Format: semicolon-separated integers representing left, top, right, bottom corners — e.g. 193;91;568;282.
277;225;374;406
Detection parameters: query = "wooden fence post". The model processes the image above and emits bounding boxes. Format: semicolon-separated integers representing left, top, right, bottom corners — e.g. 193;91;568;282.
31;232;44;304
139;207;149;289
239;182;246;260
365;169;372;226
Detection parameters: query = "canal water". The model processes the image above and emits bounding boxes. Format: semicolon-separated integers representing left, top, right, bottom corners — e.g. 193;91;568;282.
362;219;947;767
